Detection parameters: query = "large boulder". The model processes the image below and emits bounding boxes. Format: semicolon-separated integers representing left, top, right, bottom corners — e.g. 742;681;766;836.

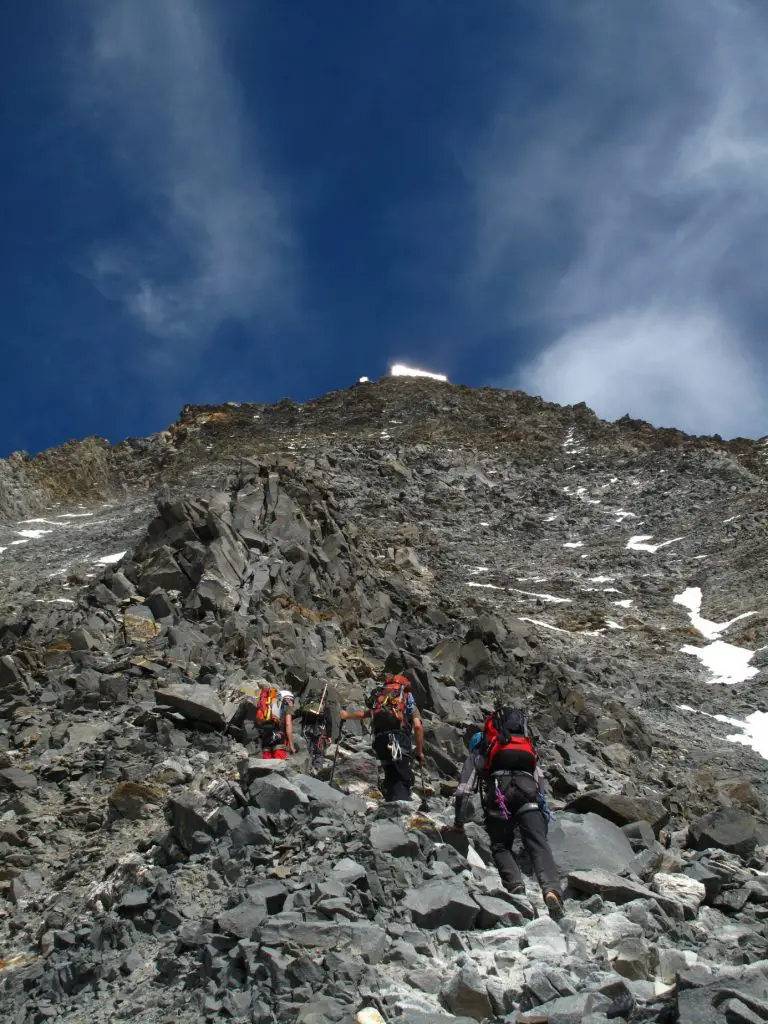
369;821;419;858
154;684;226;728
564;790;669;834
688;809;760;858
566;869;655;904
404;881;480;930
248;773;309;815
440;963;493;1021
549;812;635;877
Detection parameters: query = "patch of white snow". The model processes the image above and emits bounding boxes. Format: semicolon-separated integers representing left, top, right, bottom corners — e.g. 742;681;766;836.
466;582;503;590
614;599;633;608
16;529;52;540
96;551;126;565
390;364;448;382
514;590;571;604
590;575;615;583
605;619;625;629
518;618;570;634
680;640;758;686
563;541;584;549
627;535;683;553
673;587;756;640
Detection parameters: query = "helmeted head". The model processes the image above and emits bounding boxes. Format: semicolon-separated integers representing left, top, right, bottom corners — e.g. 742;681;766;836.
468;732;484;753
279;690;295;707
385;673;411;690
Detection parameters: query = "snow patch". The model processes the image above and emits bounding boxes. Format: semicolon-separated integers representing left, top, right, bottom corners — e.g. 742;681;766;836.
605;619;624;629
466;581;503;590
612;509;637;522
514;590;571;604
590;575;615;583
390;364;448;382
678;705;768;762
627;535;683;553
563;428;586;454
96;551;126;565
518;617;570;634
680;640;758;686
673;587;756;640
563;541;584;549
16;529;52;540
614;599;633;608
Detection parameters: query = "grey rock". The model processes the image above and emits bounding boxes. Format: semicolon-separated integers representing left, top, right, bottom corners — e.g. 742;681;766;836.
154;683;226;728
567;869;655;904
369;820;419;858
248;773;309;814
689;809;760;859
405;881;480;930
550;812;635;876
565;790;669;833
0;767;37;791
440;963;494;1021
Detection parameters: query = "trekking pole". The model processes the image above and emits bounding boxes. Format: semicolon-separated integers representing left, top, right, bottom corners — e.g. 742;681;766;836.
328;719;346;787
418;755;430;812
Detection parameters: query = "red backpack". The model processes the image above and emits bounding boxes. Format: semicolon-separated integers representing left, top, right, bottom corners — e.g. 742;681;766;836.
369;675;411;734
483;706;537;773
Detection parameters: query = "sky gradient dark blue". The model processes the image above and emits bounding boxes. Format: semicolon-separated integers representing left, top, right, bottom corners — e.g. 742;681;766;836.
2;1;767;456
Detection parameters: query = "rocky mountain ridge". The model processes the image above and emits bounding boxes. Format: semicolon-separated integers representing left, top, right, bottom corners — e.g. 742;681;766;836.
0;376;766;1023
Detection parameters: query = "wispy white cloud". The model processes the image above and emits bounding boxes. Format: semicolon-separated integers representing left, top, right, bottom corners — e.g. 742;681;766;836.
471;0;768;437
77;0;292;345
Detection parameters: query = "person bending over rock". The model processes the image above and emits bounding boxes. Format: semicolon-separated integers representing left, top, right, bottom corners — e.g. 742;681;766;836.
449;706;564;921
340;674;424;802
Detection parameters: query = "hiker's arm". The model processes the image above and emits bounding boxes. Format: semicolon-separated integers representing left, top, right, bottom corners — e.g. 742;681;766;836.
412;716;424;759
339;708;368;721
284;714;295;753
453;753;478;828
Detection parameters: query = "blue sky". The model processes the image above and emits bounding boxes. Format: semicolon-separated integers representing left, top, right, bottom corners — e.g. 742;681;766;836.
2;0;767;456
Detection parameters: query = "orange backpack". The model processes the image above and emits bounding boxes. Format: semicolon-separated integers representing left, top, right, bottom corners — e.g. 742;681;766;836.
254;686;282;729
369;675;411;734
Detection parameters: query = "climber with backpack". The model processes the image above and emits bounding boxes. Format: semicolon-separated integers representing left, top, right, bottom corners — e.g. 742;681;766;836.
249;686;296;759
340;673;424;802
297;683;333;774
448;706;564;921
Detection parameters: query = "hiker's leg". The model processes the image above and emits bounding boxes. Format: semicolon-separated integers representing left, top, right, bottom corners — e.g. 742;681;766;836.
517;809;560;894
485;818;524;893
380;763;400;801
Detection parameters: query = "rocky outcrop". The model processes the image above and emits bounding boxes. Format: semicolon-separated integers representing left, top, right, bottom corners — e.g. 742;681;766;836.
0;378;766;1022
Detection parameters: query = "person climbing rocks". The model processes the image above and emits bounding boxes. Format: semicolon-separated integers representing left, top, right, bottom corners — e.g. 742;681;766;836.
449;707;564;921
340;673;424;802
298;683;333;774
249;685;296;760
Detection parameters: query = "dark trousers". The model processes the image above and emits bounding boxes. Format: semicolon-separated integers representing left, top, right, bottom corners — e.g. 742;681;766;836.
373;731;414;802
302;722;328;770
486;810;560;895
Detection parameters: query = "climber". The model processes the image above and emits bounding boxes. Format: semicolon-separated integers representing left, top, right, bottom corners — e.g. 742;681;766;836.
449;708;564;921
246;686;296;760
340;673;424;802
298;683;333;774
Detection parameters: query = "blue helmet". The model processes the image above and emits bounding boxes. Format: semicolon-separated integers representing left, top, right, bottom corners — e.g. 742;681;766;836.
468;732;484;752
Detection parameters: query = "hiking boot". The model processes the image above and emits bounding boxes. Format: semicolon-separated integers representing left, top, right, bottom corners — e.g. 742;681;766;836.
544;890;565;922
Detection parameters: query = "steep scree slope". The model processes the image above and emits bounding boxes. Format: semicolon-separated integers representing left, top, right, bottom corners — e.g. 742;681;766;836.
0;377;766;1023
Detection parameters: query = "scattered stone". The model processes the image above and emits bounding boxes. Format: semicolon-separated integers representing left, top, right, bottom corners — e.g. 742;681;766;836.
688;809;760;859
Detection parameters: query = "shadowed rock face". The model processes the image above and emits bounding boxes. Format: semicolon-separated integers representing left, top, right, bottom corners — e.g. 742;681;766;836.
0;377;766;1022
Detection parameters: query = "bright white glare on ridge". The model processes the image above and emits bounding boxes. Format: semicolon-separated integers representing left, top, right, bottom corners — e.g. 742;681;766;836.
390;364;448;382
